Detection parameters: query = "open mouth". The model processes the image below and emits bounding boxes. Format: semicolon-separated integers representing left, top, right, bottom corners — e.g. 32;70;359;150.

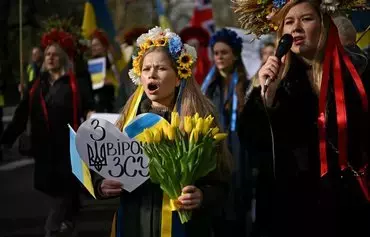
293;36;305;45
148;83;159;93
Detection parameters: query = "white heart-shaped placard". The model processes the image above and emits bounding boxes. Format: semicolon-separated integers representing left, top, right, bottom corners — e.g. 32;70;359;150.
76;118;149;192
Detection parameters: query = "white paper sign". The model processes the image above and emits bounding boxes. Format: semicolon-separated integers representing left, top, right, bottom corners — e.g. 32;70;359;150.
89;113;120;124
75;118;149;192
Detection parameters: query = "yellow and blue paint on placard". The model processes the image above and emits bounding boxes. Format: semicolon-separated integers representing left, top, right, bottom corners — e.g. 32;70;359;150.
69;125;96;198
124;113;169;140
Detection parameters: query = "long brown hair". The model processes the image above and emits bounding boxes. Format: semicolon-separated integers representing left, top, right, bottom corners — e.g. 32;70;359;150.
117;46;233;180
275;0;330;94
211;47;248;113
42;43;70;75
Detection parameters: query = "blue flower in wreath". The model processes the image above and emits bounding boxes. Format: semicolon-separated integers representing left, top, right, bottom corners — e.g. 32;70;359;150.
210;28;243;56
273;0;287;9
169;36;183;58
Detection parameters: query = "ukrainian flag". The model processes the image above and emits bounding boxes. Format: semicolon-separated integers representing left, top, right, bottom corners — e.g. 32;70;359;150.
357;27;370;49
352;10;370;49
82;0;121;54
69;125;96;198
156;0;172;30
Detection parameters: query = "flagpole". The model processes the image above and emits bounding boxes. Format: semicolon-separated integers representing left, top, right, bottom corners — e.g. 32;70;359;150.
19;0;24;99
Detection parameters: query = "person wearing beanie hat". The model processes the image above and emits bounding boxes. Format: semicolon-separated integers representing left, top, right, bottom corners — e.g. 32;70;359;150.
201;27;250;237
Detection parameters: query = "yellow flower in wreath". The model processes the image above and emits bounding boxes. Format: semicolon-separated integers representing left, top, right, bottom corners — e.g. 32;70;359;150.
141;39;154;50
177;53;193;68
138;49;145;57
178;67;192;79
133;56;141;68
132;57;141;75
155;37;168;47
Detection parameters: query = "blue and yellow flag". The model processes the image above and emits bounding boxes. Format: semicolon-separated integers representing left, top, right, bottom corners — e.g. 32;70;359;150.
69;125;96;198
357;28;370;49
156;0;172;30
82;0;116;40
352;10;370;49
82;0;121;56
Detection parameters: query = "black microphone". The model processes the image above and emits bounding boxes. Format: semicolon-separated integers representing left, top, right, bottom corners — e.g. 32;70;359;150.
263;34;293;93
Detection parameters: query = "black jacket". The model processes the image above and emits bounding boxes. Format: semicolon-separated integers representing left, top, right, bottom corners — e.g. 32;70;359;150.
93;99;229;237
1;71;95;196
238;53;370;237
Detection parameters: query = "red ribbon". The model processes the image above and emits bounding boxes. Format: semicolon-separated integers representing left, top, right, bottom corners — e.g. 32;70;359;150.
318;24;335;176
332;46;348;171
319;21;369;178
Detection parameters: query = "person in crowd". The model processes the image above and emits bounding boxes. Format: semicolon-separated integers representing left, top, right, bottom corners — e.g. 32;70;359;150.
114;27;148;111
179;26;212;85
333;15;368;75
28;46;43;81
19;46;43;93
90;29;126;113
248;41;276;93
234;0;370;236
0;22;95;237
92;27;232;237
201;28;249;237
260;42;275;65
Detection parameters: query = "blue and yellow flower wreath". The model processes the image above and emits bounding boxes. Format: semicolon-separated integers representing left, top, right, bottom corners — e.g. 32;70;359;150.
128;27;197;85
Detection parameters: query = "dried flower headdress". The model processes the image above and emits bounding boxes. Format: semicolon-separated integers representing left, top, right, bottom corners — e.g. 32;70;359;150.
128;27;197;85
232;0;368;38
41;16;88;58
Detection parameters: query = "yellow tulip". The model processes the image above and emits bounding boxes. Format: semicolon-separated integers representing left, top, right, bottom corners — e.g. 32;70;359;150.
171;112;180;128
192;113;199;125
202;115;214;134
205;114;214;122
184;116;193;134
168;125;176;141
190;129;199;144
211;127;219;136
152;128;162;143
213;133;228;142
195;118;204;131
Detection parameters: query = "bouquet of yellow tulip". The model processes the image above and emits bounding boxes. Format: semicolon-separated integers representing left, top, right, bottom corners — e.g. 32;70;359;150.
139;112;227;224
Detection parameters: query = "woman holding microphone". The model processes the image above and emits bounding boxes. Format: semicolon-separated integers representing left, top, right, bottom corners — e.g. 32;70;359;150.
235;0;369;236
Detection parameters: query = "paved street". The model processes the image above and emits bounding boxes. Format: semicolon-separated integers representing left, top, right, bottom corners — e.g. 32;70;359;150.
0;149;120;237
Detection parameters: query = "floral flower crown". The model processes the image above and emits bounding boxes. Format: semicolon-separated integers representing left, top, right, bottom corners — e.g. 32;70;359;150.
41;16;88;58
128;27;197;85
232;0;368;38
210;28;243;55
